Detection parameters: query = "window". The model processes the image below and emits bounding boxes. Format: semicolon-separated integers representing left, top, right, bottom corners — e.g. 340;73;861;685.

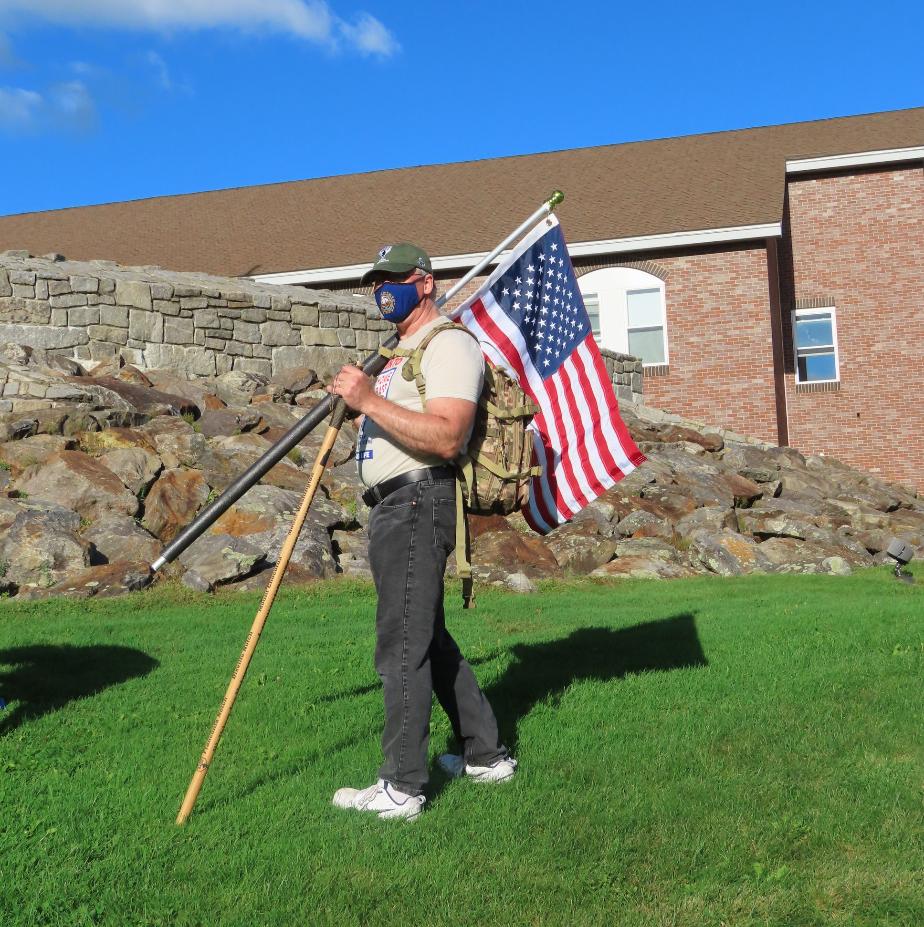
576;267;668;365
793;307;839;383
583;293;602;341
626;288;666;364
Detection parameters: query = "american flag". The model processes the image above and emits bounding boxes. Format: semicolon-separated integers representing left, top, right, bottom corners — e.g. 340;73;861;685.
449;215;646;534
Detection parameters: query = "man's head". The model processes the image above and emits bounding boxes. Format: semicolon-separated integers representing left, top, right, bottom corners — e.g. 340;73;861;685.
361;242;436;324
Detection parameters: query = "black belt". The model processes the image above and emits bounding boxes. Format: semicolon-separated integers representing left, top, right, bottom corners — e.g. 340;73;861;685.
361;465;455;508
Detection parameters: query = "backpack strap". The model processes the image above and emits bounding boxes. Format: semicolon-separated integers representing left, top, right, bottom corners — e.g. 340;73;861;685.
399;320;476;404
455;457;476;609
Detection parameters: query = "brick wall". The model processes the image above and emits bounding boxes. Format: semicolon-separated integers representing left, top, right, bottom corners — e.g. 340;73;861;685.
583;245;779;443
783;165;924;492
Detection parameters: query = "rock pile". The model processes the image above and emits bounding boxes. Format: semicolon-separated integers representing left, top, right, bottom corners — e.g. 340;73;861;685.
0;343;920;600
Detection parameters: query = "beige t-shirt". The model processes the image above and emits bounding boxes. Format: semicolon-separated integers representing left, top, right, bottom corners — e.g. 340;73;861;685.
357;317;484;488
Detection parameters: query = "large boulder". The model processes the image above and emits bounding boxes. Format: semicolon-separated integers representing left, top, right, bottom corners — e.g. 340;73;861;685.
0;501;91;588
687;529;773;576
592;557;694;580
141;468;210;542
140;417;210;469
179;533;266;589
73;376;199;418
196;408;263;438
0;434;75;476
201;433;306;492
16;560;152;600
472;523;559;581
14;451;139;520
756;537;864;574
544;520;618;574
231;521;337;579
84;515;162;567
99;446;162;495
674;506;738;535
332;529;371;579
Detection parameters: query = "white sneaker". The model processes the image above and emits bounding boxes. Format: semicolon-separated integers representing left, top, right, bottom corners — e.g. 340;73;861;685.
438;754;518;783
332;778;425;820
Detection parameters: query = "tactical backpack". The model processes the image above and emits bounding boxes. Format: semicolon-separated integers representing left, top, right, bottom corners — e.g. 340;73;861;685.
377;320;541;605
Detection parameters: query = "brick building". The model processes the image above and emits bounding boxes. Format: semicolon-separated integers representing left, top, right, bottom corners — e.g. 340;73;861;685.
1;108;921;490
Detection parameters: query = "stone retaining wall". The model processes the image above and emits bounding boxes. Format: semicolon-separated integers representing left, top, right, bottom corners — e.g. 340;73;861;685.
0;251;389;382
0;250;644;403
600;349;644;405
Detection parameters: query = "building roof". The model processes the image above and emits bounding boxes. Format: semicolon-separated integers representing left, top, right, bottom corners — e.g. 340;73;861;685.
1;107;922;279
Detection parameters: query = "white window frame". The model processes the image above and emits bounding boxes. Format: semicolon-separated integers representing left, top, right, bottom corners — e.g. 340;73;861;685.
582;292;602;341
576;267;669;366
792;306;840;384
625;287;668;367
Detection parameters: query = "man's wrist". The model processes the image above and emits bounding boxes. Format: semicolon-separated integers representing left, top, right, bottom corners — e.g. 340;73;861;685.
358;391;381;419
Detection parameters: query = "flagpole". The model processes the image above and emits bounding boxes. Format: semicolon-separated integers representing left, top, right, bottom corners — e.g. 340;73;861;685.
436;191;564;309
150;191;564;572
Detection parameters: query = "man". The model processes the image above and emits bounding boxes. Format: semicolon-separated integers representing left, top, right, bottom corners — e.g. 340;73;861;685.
328;242;516;821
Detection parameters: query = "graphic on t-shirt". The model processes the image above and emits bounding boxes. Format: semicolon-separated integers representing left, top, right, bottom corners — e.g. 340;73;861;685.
374;356;403;398
356;357;405;463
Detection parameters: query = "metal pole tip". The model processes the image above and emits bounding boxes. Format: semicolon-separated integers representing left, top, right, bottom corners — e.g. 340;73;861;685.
548;190;565;208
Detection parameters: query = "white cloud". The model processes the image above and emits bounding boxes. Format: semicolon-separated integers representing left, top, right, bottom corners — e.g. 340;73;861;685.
339;12;400;57
0;79;96;134
145;50;172;90
0;86;43;130
0;1;398;56
49;80;97;131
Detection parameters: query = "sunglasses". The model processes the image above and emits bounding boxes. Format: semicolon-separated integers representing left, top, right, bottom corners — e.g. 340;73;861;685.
372;270;429;289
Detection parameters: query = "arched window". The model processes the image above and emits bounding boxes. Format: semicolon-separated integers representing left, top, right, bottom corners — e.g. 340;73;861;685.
577;267;668;365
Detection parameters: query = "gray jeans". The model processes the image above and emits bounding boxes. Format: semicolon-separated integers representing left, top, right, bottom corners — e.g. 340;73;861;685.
367;476;505;796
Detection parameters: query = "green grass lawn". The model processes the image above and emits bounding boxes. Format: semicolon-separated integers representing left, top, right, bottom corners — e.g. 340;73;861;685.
1;569;922;927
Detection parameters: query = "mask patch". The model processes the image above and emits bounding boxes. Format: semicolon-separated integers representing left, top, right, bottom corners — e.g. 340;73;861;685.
374;280;421;323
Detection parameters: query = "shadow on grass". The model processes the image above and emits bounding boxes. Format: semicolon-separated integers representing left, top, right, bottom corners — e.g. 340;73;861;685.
208;616;705;811
0;644;159;736
482;612;706;754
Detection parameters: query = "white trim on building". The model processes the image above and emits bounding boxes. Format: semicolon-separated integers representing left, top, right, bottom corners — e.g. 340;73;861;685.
251;222;783;287
786;145;924;174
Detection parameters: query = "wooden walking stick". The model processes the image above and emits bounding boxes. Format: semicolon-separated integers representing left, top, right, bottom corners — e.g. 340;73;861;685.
176;400;348;825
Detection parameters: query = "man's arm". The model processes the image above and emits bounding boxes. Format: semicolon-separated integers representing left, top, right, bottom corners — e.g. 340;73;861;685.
329;365;475;461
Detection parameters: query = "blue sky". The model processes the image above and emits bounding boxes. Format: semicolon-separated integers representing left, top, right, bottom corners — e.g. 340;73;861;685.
1;0;921;217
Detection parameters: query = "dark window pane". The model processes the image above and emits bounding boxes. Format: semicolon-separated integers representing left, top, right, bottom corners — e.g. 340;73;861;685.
798;351;837;382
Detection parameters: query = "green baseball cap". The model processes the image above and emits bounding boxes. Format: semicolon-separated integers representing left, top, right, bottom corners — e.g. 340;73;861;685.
360;242;432;284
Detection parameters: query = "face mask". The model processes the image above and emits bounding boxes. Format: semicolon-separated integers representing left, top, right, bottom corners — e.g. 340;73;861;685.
374;280;421;323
